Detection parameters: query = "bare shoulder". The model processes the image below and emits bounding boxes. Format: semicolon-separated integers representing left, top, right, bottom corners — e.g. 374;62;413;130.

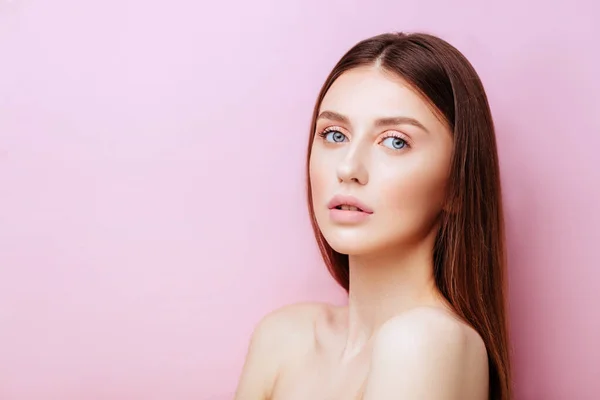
374;306;486;354
364;306;489;400
234;302;328;400
251;302;329;350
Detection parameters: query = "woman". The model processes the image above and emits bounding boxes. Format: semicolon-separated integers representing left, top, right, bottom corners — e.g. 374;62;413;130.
234;31;511;400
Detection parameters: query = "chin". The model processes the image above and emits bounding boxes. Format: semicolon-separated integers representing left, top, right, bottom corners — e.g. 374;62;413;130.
320;226;380;256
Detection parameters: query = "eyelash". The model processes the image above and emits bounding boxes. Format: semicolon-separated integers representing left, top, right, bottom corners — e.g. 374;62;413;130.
317;126;412;149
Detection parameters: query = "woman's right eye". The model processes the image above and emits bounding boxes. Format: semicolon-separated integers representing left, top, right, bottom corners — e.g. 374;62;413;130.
321;130;347;143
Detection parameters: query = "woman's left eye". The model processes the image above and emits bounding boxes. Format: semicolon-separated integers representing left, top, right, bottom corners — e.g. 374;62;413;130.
381;136;407;150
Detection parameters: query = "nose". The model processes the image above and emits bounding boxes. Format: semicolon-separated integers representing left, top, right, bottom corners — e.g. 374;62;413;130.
336;145;369;185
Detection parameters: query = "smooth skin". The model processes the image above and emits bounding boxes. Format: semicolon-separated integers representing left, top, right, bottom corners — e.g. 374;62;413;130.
234;65;489;400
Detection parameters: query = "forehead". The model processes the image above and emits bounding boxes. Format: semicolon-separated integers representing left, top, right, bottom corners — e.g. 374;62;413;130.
319;66;440;127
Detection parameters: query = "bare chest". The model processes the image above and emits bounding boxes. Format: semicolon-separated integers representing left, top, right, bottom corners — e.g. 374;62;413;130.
270;352;371;400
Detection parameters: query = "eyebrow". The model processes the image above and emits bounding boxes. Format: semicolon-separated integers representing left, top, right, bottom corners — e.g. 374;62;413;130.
317;110;429;134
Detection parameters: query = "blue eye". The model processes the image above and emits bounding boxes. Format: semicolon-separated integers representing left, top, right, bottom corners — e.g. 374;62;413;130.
322;130;347;143
381;136;407;150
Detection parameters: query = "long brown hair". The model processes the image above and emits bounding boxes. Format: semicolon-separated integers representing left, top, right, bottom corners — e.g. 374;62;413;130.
305;32;511;400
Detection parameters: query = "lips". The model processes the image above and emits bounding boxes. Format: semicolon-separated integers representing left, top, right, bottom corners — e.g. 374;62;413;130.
336;204;363;212
327;195;374;214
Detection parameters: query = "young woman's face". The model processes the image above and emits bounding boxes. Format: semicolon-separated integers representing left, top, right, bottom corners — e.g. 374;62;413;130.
309;66;454;256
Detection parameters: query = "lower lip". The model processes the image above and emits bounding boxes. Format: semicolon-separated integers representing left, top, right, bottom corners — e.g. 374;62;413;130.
329;208;372;224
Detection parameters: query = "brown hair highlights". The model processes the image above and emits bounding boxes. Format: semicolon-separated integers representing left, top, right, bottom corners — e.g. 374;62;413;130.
306;32;512;400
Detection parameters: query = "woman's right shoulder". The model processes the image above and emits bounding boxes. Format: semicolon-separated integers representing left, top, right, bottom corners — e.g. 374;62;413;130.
251;302;330;347
246;301;336;364
234;303;330;399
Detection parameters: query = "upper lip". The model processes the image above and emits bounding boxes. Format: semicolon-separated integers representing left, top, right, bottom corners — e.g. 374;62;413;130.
327;195;374;213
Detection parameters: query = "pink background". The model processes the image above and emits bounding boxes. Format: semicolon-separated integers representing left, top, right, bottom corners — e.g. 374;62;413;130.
1;0;598;399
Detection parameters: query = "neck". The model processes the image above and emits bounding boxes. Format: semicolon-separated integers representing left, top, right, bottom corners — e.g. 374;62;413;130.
341;234;447;359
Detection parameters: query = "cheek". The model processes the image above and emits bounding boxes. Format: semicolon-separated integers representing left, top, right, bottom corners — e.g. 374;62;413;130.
309;147;333;204
378;156;449;226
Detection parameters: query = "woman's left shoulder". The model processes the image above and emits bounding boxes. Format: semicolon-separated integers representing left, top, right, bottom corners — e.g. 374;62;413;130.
375;306;486;356
363;306;489;399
